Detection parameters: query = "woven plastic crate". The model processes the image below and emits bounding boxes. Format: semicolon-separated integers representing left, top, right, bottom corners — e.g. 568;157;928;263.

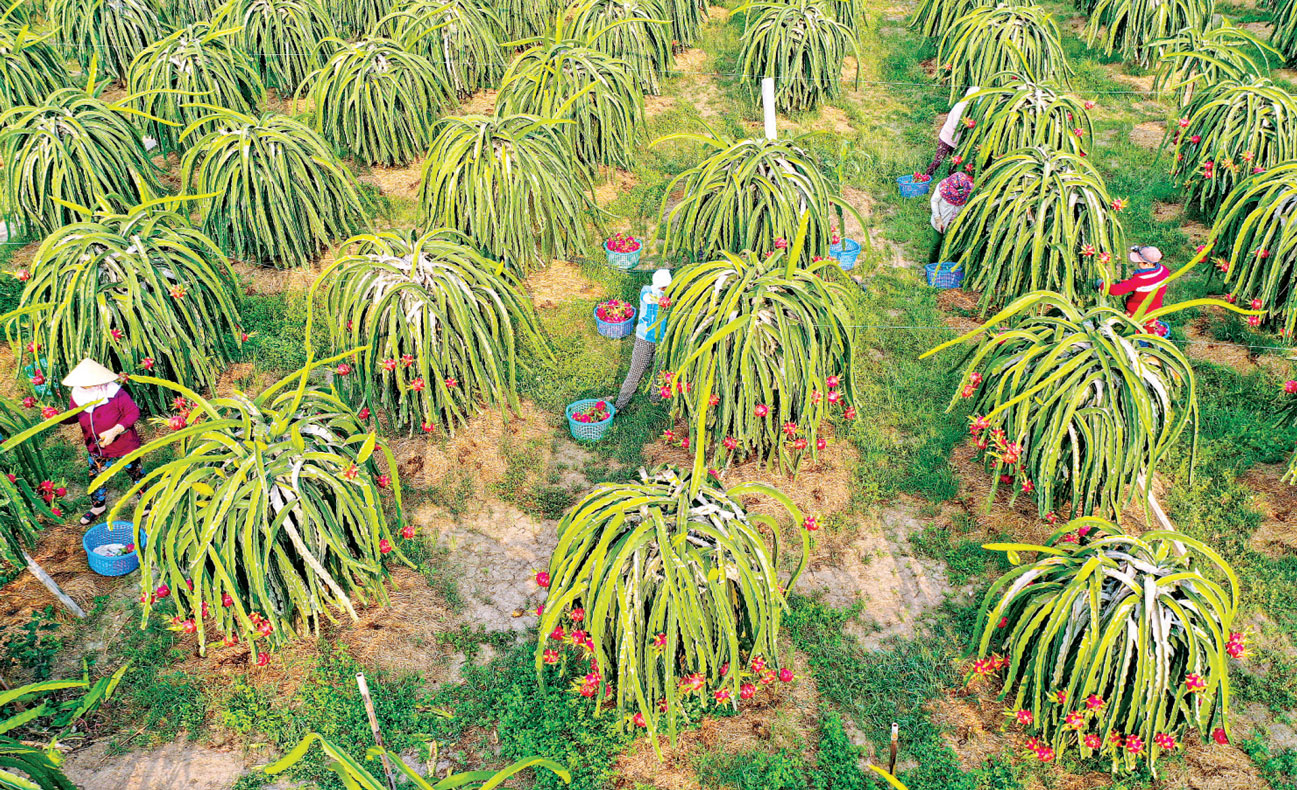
605;242;642;270
593;304;636;338
834;239;861;270
83;520;146;577
925;262;964;289
566;398;616;441
897;174;931;198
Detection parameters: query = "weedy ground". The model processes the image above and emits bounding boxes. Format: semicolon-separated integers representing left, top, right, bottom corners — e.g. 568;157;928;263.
3;0;1297;788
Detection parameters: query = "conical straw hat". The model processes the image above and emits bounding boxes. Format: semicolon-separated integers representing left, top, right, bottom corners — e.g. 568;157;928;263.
61;358;117;387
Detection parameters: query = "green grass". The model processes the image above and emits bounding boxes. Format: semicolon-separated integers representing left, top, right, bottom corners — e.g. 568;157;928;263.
694;710;870;790
235;292;311;375
205;639;630;790
785;596;1033;790
1245;737;1297;790
102;613;207;747
907;524;1011;586
844;274;964;504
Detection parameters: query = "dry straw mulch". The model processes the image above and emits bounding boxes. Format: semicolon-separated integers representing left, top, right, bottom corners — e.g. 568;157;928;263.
642;427;857;521
614;649;823;790
389;400;554;493
524;259;609;309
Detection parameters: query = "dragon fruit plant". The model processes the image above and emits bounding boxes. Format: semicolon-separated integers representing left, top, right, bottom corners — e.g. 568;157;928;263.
302;38;455;167
1274;0;1297;66
322;0;395;38
655;132;864;261
1210;162;1297;338
940;147;1121;314
663;0;706;45
923;292;1200;521
536;466;809;751
1151;23;1277;109
49;0;165;80
496;20;645;170
212;0;338;93
1277;378;1297;480
0;665;130;790
126;23;265;154
266;733;570;789
909;0;990;38
181;109;368;268
972;518;1239;775
372;0;506;99
0;13;71;114
0;88;161;235
0;397;76;570
1170;77;1297;219
160;0;222;25
657;219;857;476
567;0;672;95
316;228;544;435
493;0;564;40
950;79;1093;172
0;391;89;615
736;0;860;113
88;361;411;664
10;203;244;413
936;5;1071;99
1084;0;1212;67
419;114;595;275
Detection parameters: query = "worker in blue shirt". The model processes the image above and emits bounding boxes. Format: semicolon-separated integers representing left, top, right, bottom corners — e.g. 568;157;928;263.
615;269;672;411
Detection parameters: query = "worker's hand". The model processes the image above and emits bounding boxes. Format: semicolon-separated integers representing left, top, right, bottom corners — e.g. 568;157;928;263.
98;425;123;447
1092;278;1105;292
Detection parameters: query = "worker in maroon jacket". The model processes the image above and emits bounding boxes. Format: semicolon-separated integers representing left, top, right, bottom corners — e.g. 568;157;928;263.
60;359;144;525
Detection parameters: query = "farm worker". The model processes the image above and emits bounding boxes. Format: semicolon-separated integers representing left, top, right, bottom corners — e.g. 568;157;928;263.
923;85;980;178
1099;246;1170;321
929;171;973;261
59;359;145;526
615;269;672;411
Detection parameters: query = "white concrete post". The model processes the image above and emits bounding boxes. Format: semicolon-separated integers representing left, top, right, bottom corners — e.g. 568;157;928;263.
762;77;777;140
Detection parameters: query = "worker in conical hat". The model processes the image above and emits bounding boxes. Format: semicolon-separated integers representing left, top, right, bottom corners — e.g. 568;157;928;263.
60;359;145;526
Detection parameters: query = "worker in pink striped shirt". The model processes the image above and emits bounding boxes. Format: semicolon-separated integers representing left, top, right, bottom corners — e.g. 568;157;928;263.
1100;246;1170;323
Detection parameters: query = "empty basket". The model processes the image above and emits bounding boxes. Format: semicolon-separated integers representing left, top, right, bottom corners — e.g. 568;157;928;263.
925;262;964;289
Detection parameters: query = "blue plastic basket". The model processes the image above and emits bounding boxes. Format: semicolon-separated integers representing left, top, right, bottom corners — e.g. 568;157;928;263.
566;398;616;442
23;359;49;397
1138;320;1171;347
605;242;642;270
83;520;146;577
926;262;964;289
834;239;861;270
593;304;636;339
897;174;931;198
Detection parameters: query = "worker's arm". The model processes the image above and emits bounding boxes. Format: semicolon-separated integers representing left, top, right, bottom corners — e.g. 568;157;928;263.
1103;276;1138;296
